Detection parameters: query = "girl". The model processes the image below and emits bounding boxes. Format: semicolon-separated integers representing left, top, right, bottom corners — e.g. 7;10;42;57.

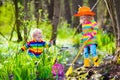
74;6;99;67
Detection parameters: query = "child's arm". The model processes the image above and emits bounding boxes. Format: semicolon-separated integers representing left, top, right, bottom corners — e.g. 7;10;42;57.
44;40;53;48
18;42;30;54
91;20;98;37
21;43;30;51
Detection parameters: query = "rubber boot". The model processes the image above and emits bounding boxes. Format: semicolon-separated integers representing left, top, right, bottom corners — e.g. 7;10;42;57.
84;58;90;68
93;56;99;67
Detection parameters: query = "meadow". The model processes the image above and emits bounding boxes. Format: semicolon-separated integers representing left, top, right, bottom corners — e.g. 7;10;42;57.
0;24;115;79
0;1;117;79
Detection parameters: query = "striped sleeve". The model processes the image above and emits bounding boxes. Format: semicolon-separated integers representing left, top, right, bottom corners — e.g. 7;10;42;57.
44;42;51;48
21;41;30;51
91;20;98;36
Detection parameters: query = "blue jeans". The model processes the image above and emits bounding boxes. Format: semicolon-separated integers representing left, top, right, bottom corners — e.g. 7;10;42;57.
84;44;97;58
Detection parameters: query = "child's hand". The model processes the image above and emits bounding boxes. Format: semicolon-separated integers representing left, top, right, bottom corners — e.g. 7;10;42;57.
17;49;22;54
89;34;94;39
49;40;53;45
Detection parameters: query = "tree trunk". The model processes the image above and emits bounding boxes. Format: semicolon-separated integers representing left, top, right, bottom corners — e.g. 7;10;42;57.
13;0;22;42
114;0;120;48
23;0;29;43
44;0;54;21
51;0;60;45
9;25;15;41
97;0;107;28
112;0;120;62
71;0;82;28
104;0;117;46
34;0;42;27
104;0;120;63
83;0;89;6
0;0;3;6
64;0;72;25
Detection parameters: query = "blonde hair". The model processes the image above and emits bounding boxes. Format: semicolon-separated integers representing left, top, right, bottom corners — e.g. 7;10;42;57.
30;28;42;39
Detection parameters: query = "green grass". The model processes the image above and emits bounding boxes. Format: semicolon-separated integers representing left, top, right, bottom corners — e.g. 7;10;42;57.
97;31;115;54
0;42;70;80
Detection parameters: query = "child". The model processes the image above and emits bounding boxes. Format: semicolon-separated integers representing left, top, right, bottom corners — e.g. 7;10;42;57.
52;59;64;80
74;6;99;67
20;28;52;58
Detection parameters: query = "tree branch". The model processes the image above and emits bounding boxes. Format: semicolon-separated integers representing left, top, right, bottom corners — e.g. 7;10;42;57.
0;32;8;40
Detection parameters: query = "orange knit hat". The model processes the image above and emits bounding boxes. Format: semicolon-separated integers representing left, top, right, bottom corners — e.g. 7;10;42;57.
74;6;95;16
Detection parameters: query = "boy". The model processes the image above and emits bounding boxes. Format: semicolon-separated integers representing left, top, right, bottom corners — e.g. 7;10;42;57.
20;28;52;58
74;6;99;67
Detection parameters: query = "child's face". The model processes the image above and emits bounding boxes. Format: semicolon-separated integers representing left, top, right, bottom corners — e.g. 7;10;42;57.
80;16;91;24
33;31;42;41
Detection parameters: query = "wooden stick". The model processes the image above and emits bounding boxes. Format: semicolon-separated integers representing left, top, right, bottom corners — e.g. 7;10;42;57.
91;0;101;11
